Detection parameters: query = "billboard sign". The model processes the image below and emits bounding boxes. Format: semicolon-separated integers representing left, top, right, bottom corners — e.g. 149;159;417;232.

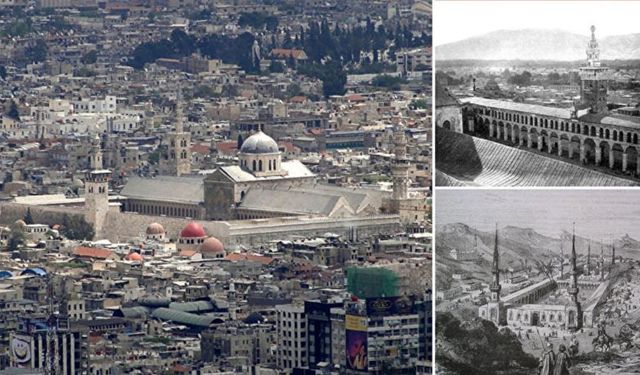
366;295;415;317
346;315;368;372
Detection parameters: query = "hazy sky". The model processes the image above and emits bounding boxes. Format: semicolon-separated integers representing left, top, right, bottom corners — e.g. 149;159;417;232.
435;189;640;240
435;1;640;46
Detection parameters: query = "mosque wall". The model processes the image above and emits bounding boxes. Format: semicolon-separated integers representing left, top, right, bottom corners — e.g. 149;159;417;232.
0;203;85;227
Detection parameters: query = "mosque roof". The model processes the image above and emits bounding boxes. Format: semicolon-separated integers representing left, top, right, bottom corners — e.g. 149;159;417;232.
121;175;204;204
240;131;279;154
219;160;314;183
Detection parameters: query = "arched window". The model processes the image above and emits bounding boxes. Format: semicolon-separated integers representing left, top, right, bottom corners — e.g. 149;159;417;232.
258;160;263;171
268;160;272;170
252;160;257;171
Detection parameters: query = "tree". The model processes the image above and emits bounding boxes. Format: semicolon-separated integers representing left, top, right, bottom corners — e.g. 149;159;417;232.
7;100;20;121
410;99;428;110
81;50;97;64
24;39;48;63
268;59;285;73
24;208;34;225
7;223;26;251
60;214;95;240
371;74;406;90
0;65;6;80
321;61;347;97
237;134;244;149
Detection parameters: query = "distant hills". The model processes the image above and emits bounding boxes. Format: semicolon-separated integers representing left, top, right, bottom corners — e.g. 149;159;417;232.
436;29;640;61
437;223;640;266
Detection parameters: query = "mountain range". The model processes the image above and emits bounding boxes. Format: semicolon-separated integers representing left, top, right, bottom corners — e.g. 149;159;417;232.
435;223;640;289
436;29;640;61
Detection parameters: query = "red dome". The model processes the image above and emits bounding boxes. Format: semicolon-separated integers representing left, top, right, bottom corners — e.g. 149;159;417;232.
200;237;224;253
126;252;143;261
146;222;165;235
180;222;206;238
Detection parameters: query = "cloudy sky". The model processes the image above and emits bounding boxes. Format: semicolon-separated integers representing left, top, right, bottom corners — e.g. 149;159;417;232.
435;189;640;240
435;1;640;46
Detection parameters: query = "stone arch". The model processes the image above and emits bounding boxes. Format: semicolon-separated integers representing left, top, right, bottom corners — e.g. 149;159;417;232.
570;135;581;161
599;127;604;139
605;129;610;139
627;132;632;144
513;126;521;145
520;126;529;147
583;138;597;165
549;132;559;154
540;130;549;152
498;121;505;140
613;130;618;141
529;127;539;149
599;141;611;167
611;143;624;170
619;131;625;143
583;124;589;135
559;134;570;158
625;146;638;174
443;120;451;130
590;126;596;137
635;133;639;145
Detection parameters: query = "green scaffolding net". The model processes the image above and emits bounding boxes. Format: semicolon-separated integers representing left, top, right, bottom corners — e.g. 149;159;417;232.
346;267;398;299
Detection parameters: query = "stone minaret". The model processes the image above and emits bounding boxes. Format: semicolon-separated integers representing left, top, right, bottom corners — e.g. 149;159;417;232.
391;117;412;223
579;25;610;113
490;225;501;303
84;134;110;239
600;243;605;281
486;224;504;326
161;88;191;176
587;241;591;276
568;224;582;330
611;244;616;266
560;240;564;279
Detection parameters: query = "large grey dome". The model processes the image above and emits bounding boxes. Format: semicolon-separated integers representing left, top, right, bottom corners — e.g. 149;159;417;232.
240;131;279;154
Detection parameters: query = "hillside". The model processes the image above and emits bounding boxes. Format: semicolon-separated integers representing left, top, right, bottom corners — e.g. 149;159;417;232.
437;29;640;61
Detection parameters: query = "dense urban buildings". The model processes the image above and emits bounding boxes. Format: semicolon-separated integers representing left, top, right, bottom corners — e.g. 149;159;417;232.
0;0;432;373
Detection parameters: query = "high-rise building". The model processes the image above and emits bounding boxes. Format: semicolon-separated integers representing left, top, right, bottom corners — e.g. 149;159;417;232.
304;299;343;369
9;316;88;375
345;295;424;373
275;304;307;371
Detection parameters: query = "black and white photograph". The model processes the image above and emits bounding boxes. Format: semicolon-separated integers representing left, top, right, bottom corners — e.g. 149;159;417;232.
436;189;640;374
434;1;640;186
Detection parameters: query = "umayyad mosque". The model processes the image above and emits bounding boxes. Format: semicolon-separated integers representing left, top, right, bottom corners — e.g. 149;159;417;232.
439;26;640;176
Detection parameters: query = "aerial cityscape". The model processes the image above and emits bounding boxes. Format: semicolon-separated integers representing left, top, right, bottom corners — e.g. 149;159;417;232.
436;190;640;375
434;1;640;187
0;0;433;374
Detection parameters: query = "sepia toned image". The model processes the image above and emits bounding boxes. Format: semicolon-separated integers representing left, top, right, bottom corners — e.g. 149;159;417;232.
435;189;640;374
434;1;640;186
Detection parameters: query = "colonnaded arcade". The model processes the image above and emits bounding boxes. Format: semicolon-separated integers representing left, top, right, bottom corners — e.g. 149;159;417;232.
440;25;640;176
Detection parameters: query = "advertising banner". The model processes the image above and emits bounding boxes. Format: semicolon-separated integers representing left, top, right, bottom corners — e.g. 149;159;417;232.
10;334;32;368
365;295;415;317
345;317;368;373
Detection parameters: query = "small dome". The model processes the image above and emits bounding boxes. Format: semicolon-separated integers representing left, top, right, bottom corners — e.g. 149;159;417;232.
240;131;279;154
14;220;26;228
146;222;165;235
180;222;206;238
126;252;144;261
243;312;265;324
200;237;224;253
